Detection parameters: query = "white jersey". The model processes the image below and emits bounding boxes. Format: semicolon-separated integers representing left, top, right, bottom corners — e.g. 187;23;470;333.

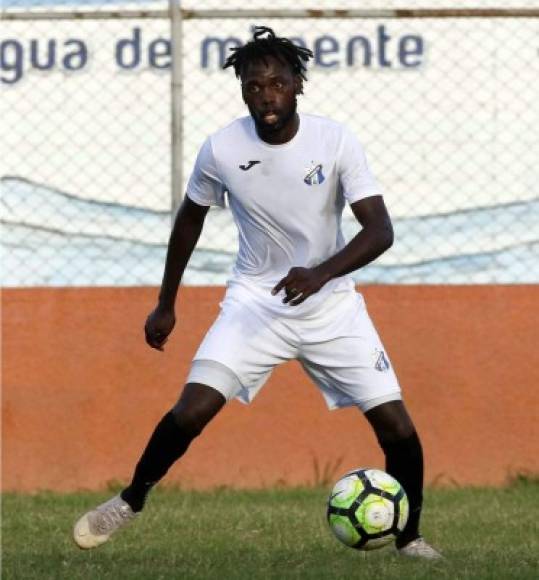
186;113;381;299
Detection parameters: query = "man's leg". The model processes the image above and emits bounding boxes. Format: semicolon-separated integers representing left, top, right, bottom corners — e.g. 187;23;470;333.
364;400;441;559
121;383;226;512
365;401;441;560
364;400;423;548
73;383;225;549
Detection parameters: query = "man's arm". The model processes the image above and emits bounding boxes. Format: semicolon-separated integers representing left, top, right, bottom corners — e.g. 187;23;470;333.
145;196;210;350
317;194;394;280
272;195;393;305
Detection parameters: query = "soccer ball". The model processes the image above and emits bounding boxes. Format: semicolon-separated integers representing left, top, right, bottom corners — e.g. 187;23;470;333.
327;468;409;551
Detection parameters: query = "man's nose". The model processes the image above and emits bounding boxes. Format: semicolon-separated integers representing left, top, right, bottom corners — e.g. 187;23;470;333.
260;86;276;105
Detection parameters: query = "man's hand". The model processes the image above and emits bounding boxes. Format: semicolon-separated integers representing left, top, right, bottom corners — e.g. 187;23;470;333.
145;306;176;351
271;266;331;306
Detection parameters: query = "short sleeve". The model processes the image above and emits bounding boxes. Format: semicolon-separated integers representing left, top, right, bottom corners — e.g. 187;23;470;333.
337;127;381;205
186;137;226;208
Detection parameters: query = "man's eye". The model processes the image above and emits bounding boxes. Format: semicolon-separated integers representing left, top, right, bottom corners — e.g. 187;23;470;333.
273;82;284;89
248;85;259;93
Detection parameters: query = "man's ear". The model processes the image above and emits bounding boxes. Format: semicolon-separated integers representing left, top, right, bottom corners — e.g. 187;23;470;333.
294;76;304;96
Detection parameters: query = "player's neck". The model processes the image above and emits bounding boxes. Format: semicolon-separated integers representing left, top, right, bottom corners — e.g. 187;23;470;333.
255;113;300;145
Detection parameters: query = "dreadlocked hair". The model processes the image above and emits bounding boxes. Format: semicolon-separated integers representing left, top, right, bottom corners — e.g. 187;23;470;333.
223;26;314;81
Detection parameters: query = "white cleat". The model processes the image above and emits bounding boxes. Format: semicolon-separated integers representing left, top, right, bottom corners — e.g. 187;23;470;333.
73;494;137;549
398;537;443;560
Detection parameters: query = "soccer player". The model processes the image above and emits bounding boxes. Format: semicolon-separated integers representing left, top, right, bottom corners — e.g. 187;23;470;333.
73;26;441;559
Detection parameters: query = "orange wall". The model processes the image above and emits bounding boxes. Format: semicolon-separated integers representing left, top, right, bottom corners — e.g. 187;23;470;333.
2;286;538;492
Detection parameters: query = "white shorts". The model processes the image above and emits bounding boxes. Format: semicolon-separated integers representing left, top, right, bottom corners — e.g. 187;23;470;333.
186;279;401;412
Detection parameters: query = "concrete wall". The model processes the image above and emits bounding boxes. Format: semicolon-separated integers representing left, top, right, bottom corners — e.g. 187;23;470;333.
2;285;538;492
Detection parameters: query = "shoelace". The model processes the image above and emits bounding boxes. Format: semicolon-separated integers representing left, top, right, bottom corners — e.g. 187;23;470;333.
93;501;133;534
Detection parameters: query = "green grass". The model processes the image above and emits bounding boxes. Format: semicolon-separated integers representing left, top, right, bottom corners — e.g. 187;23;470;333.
2;479;539;579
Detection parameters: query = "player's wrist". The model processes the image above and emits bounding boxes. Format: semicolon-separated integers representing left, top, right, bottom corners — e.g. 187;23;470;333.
313;263;334;285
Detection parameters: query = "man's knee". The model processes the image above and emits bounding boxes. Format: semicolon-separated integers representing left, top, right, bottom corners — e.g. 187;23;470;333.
170;405;206;438
365;400;416;445
377;421;416;445
170;382;226;438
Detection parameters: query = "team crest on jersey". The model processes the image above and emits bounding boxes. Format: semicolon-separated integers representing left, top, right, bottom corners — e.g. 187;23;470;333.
304;162;325;185
374;349;390;372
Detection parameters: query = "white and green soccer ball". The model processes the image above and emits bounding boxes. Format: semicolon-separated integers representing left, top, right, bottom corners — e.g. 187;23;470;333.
327;468;409;551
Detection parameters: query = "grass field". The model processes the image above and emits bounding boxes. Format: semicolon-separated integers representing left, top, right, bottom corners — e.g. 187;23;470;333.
2;478;538;580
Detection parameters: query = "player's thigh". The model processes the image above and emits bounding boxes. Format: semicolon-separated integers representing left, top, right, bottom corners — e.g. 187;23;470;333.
300;290;401;411
188;294;298;402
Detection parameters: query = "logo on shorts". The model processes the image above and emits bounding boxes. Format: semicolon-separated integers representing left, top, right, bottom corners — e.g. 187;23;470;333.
374;349;390;372
304;162;325;185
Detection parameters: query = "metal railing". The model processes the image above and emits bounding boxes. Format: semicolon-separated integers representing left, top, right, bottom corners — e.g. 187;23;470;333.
2;4;538;285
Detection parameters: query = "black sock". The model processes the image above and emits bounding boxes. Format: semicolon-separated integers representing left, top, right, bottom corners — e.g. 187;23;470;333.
379;431;424;548
121;411;194;512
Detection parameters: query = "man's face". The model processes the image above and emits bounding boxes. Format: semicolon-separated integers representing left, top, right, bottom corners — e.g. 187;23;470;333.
241;56;301;134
